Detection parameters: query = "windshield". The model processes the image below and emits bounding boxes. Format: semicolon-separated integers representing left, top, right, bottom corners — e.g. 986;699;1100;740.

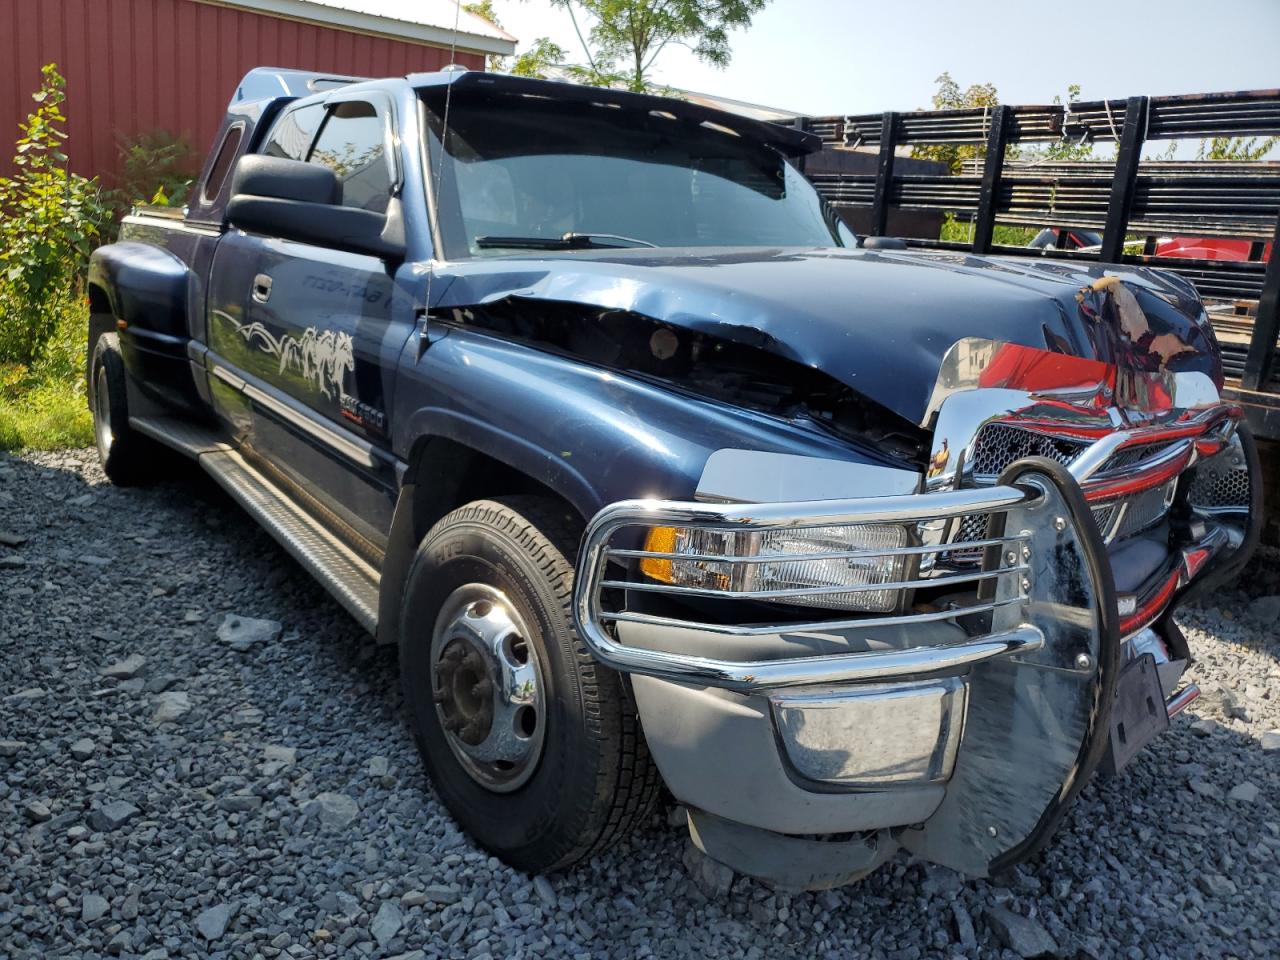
422;88;843;258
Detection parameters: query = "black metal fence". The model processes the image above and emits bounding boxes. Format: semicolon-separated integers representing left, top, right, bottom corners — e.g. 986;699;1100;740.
802;90;1280;437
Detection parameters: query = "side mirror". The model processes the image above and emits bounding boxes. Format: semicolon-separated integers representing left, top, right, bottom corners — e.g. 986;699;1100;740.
860;236;908;251
225;155;405;260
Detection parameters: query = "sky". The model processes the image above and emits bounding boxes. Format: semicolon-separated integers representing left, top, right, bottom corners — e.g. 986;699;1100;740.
483;0;1280;117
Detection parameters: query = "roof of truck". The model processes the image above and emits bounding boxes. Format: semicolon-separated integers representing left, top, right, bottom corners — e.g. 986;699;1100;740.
221;0;517;55
408;70;823;157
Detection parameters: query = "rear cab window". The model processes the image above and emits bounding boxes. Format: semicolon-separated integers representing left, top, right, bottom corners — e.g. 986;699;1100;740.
201;125;244;204
261;103;326;162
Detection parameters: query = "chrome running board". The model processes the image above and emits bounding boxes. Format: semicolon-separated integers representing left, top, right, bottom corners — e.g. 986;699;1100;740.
129;415;380;634
131;415;232;457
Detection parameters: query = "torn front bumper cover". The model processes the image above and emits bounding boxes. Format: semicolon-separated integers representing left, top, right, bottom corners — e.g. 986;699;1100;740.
572;459;1208;888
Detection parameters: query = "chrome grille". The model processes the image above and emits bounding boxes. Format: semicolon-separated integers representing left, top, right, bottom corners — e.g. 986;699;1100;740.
954;426;1180;555
1111;481;1176;540
969;424;1087;480
945;513;992;566
1189;445;1250;513
1090;503;1118;539
1097;441;1179;475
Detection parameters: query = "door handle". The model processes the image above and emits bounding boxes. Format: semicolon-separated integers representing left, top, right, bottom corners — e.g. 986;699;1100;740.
252;273;273;303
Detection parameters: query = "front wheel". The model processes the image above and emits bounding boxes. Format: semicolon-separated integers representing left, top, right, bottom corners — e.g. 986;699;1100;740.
400;496;660;873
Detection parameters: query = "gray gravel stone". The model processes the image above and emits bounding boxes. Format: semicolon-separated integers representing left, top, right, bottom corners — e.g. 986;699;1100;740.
1189;778;1223;799
106;930;131;954
683;842;734;899
194;902;236;941
100;653;146;679
533;875;557;908
306;791;359;830
370;900;402;947
0;739;25;757
1248;594;1280;622
216;794;263;813
1262;730;1280;751
986;906;1058;958
951;901;977;949
1196;874;1238;898
1227;781;1260;803
22;799;51;823
69;737;96;761
262;743;297;764
216;613;282;651
81;893;109;923
152;690;191;724
87;800;140;832
421;884;461;905
1190;717;1219;737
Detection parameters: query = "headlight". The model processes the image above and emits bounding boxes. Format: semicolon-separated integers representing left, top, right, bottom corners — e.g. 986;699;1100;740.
638;523;910;613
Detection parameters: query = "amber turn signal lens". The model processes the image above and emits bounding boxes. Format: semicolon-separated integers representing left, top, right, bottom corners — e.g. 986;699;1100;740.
639;526;678;582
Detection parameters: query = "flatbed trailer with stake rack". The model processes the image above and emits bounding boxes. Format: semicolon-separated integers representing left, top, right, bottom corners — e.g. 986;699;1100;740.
802;88;1280;539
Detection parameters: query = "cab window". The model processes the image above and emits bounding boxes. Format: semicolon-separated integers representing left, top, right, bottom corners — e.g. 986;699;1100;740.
307;101;393;213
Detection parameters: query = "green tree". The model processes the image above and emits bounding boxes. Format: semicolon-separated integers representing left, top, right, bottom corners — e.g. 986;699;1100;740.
462;1;512;71
511;37;570;79
912;72;1002;175
1196;136;1278;160
549;0;768;93
1029;84;1095;163
913;74;1093;173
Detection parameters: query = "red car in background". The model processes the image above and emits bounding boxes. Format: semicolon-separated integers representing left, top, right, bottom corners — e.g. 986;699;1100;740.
1030;228;1272;263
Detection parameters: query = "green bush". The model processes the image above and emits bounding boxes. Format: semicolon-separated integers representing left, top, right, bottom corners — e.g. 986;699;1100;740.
111;128;197;211
0;289;92;450
0;63;103;450
0;63;110;368
939;211;1037;247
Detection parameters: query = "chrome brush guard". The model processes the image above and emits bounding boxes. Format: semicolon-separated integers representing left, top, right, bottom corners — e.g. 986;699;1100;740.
575;470;1094;693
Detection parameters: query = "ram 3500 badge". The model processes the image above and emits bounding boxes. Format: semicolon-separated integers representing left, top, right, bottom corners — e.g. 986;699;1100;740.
87;66;1261;889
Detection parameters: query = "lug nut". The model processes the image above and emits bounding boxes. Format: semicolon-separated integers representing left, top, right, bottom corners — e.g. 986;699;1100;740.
1020;577;1031;592
1005;551;1017;564
1075;653;1093;671
1022;545;1032;560
1054;517;1067;532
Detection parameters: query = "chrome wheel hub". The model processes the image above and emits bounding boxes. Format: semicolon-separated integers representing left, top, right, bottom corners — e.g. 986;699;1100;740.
93;366;114;461
430;584;546;792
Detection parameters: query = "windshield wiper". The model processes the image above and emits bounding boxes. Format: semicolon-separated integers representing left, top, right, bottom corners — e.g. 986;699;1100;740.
475;232;656;250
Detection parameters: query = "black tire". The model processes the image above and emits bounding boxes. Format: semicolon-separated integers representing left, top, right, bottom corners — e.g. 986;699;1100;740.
400;495;661;873
89;333;153;486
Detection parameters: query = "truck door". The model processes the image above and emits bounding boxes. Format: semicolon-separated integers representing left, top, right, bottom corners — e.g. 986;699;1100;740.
206;94;409;551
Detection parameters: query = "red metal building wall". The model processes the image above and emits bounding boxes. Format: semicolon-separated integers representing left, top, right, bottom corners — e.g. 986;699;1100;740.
1;0;485;184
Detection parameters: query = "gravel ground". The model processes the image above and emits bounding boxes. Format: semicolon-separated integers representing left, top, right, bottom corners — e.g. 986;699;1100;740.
1;448;1278;960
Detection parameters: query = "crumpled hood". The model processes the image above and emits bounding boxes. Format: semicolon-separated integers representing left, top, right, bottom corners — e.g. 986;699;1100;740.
431;246;1222;426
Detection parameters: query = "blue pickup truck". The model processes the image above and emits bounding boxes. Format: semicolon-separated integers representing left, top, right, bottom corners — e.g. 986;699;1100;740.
86;67;1261;889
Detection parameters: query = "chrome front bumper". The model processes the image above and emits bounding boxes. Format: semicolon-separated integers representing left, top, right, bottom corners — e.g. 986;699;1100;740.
573;461;1213;882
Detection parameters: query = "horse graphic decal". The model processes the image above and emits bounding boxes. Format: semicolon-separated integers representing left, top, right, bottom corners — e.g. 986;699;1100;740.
215;312;355;400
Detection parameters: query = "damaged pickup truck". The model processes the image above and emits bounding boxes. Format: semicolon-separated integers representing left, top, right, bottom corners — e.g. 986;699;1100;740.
87;67;1262;888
